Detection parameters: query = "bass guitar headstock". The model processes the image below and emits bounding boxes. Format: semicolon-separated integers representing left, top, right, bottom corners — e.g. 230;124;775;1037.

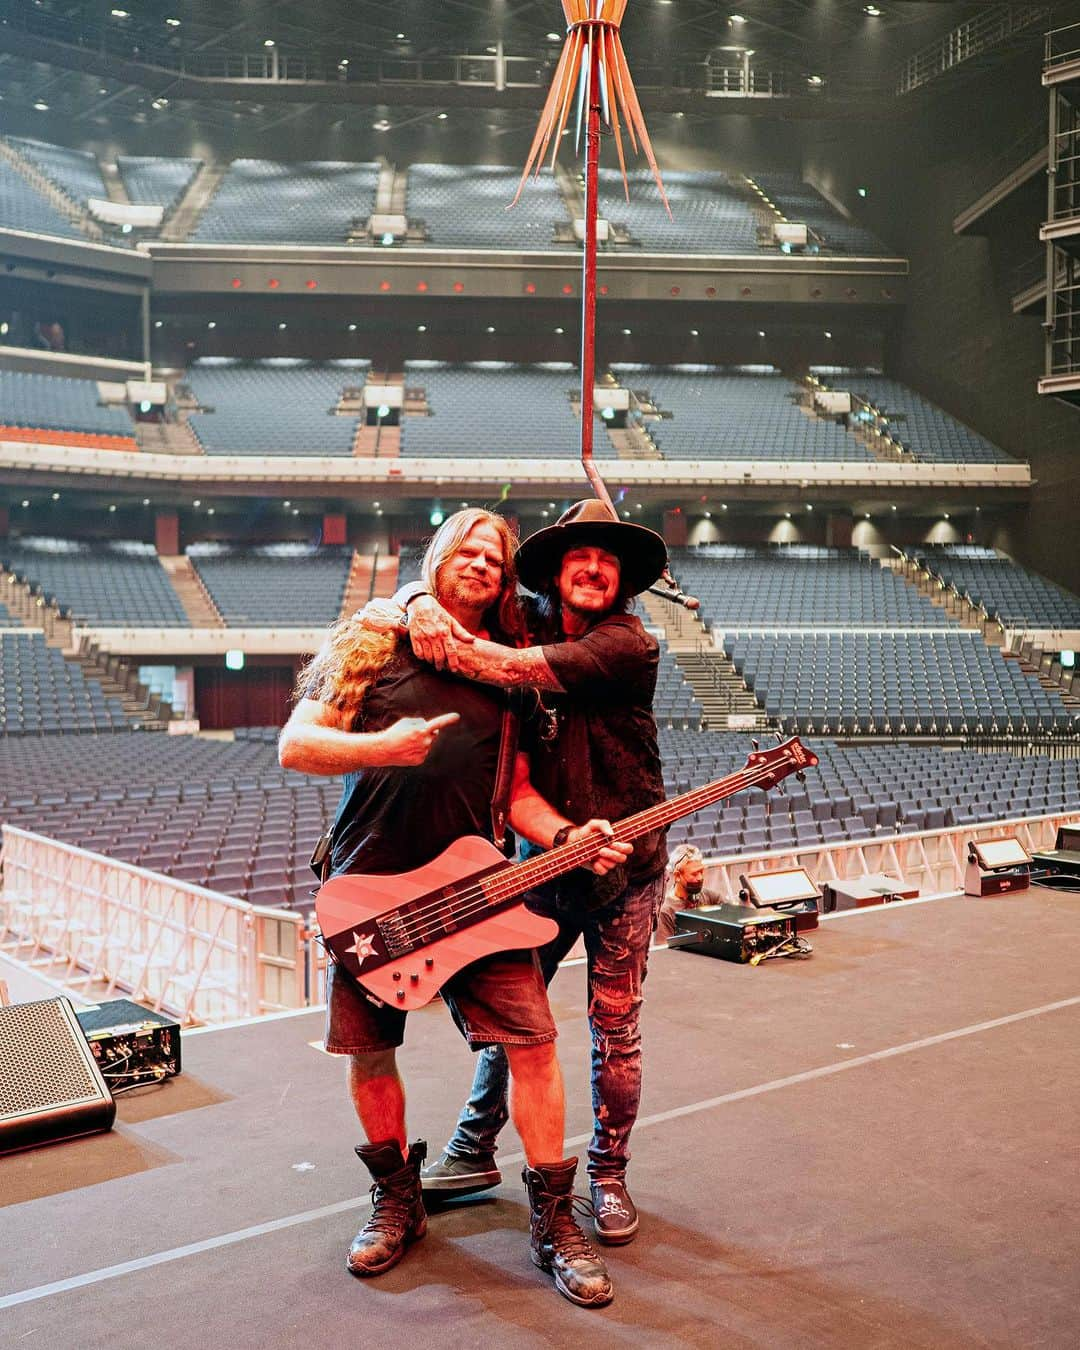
743;735;819;792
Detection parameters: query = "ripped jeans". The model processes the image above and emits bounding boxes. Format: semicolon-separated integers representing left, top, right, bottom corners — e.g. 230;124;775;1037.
445;872;663;1180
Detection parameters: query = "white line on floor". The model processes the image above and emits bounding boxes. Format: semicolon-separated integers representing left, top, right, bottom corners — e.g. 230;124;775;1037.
3;992;1079;1312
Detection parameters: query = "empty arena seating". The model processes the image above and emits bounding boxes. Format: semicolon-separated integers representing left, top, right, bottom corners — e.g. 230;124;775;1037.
184;359;368;455
748;172;890;255
0;633;131;734
846;375;1012;463
191;159;379;242
0;600;19;627
187;543;352;626
914;545;1080;630
671;545;943;628
0;368;135;439
617;366;874;461
0;157;83;238
0;538;189;627
118;156;201;213
401;362;614;459
661;729;1080;856
7;136;106;209
599;168;760;253
406;163;573;249
723;630;1072;735
654;637;704;729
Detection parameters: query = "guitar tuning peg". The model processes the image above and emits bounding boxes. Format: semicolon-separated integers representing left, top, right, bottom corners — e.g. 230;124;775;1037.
795;771;807;783
775;782;787;796
774;731;784;744
751;739;760;751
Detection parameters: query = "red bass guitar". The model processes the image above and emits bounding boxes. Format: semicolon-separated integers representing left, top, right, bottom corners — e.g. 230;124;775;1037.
316;736;817;1010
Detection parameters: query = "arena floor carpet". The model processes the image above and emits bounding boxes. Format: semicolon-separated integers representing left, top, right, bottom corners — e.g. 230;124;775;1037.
2;889;1078;1349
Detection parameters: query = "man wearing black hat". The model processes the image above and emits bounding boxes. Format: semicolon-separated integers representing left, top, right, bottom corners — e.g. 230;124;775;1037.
381;500;669;1245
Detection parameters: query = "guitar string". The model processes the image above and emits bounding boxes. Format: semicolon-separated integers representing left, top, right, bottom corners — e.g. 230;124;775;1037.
372;758;799;950
366;756;807;954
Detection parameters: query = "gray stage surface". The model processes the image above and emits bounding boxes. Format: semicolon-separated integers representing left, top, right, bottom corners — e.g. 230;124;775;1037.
2;887;1079;1349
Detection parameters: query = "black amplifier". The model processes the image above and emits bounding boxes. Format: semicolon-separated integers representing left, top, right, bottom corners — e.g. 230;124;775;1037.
76;999;181;1088
668;903;815;965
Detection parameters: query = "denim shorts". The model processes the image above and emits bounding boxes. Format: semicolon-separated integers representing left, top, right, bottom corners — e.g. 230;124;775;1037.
324;947;558;1055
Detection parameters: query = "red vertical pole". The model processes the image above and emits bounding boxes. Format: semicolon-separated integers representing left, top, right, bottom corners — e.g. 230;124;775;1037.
579;28;615;513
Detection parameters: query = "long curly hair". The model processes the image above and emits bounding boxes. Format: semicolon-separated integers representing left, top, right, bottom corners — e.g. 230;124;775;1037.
294;508;524;722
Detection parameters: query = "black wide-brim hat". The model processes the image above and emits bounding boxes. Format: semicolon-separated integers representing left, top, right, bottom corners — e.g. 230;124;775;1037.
516;498;668;596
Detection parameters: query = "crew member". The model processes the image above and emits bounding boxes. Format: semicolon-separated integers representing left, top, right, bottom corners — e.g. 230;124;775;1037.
656;844;720;944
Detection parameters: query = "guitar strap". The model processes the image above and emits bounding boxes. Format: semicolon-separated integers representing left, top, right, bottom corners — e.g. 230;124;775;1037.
490;692;521;854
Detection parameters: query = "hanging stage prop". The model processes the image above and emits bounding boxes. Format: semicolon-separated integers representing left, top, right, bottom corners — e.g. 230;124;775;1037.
512;4;694;609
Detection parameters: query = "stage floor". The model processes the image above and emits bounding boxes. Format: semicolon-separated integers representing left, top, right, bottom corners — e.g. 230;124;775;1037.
2;887;1079;1349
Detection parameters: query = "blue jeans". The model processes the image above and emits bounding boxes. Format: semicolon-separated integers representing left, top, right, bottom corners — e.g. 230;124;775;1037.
446;872;663;1179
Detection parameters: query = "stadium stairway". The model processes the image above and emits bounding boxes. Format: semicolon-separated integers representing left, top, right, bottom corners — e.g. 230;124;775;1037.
159;160;227;242
0;569;173;730
159;556;225;627
134;420;204;455
638;590;767;729
338;551;399;617
0;135;102;241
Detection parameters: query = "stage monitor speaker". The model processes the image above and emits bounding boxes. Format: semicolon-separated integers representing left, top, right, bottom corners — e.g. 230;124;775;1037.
0;997;116;1155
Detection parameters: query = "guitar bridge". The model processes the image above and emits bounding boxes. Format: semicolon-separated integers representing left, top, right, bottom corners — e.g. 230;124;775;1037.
377;914;412;958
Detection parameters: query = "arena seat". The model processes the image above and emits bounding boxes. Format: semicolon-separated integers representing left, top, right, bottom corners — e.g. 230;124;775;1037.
0;156;83;238
748;172;891;255
7;136;106;210
0;369;136;439
184;358;368;456
405;163;574;249
118;156;202;214
187;543;352;626
0;633;132;734
598;168;761;253
847;375;1012;464
914;545;1080;630
191;159;379;243
0;538;189;627
615;366;874;461
670;545;943;627
400;362;614;459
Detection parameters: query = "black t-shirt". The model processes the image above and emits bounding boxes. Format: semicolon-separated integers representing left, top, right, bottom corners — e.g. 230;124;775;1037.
329;647;507;879
523;611;667;903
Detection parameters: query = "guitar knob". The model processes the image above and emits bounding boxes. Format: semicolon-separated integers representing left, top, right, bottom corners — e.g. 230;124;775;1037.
396;990;406;1002
425;957;434;969
410;973;420;984
392;971;402;982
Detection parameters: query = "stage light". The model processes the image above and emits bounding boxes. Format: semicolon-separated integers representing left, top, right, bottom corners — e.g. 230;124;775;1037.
193;499;201;508
546;32;561;41
806;504;813;512
486;326;496;333
784;512;791;519
278;322;287;330
33;102;49;111
824;330;832;338
348;323;357;331
704;511;711;519
111;9;129;18
207;321;216;329
151;98;168;110
807;74;824;86
108;504;117;513
730;14;747;24
864;5;882;15
207;507;215;516
20;499;29;508
165;18;181;27
51;492;60;500
857;187;869;198
437;112;448;121
757;329;766;337
225;650;245;671
864;513;871;519
373;120;391;132
943;512;950;520
417;324;427;332
283;500;291;508
396;33;406;40
622;327;632;335
142;498;150;506
554;326;564;333
0;322;7;335
339;58;349;68
264;39;275;48
690;328;699;336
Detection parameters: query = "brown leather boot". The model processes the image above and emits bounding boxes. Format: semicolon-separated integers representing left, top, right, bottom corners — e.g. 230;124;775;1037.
522;1158;614;1307
347;1139;428;1277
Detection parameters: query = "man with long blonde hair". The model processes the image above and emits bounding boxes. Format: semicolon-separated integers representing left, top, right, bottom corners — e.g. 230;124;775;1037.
279;508;626;1307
